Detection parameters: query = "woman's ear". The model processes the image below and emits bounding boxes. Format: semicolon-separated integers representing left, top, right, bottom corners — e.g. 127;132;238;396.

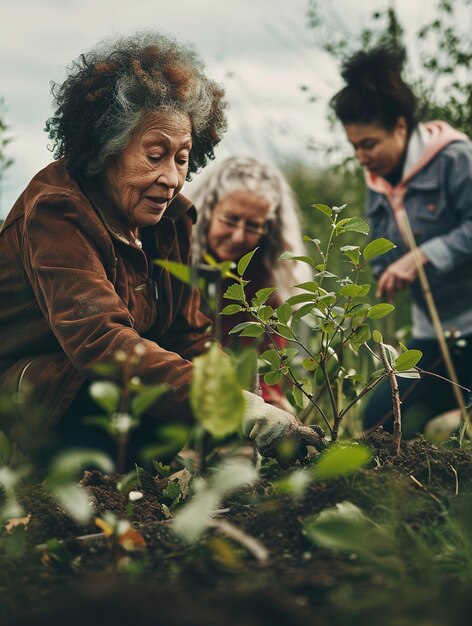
396;116;408;136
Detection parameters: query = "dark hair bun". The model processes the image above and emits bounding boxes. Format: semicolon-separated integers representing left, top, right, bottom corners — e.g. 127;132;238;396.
341;45;406;90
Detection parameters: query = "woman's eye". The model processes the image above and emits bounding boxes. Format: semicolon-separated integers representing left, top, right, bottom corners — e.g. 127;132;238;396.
148;154;163;162
176;154;189;166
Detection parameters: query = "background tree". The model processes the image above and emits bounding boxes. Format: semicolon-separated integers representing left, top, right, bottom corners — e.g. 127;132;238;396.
306;0;472;135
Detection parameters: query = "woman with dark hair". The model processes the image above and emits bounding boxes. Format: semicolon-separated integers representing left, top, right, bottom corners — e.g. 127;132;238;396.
331;46;472;437
189;156;312;410
0;32;319;466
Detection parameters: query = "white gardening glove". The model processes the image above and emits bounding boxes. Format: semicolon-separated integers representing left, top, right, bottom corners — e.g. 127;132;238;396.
242;391;323;467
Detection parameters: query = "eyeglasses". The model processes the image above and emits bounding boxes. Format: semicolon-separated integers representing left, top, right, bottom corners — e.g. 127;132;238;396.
217;214;268;236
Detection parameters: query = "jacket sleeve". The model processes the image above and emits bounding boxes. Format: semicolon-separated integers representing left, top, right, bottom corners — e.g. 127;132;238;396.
22;196;198;424
420;142;472;273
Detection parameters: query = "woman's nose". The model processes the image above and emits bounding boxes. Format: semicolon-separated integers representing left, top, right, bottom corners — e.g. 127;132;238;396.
231;224;246;243
157;159;179;188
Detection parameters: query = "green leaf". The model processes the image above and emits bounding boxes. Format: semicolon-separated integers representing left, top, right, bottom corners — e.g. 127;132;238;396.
89;381;121;414
220;304;246;315
229;321;257;335
239;324;265;337
293;386;309;409
372;330;383;344
82;416;113;433
394;349;423;372
315;271;338;280
161;480;182;504
276;302;292;325
154;260;192;285
264;370;283;385
345;372;366;383
347;302;371;318
190;344;245;438
292;303;314;322
257;305;274;322
339;284;364;298
312;444;372;480
252;287;278;306
356;284;371;297
367;303;395;319
335;217;369;236
260;349;281;368
279;251;315;266
340;245;361;265
234;348;259;389
304;501;395;557
350;324;371;350
52;484;93;525
131;384;167;419
286;293;316;306
237;247;258;277
301;357;318;371
396;371;421;379
294;281;319;293
281;348;299;364
312;203;333;217
371;368;386;379
223;282;245;302
276;324;293;340
363;238;396;262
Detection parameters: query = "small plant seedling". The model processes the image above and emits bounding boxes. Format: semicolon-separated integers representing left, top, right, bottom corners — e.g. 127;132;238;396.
222;203;423;452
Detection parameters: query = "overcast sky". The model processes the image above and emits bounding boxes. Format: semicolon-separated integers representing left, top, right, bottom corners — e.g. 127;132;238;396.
0;0;437;216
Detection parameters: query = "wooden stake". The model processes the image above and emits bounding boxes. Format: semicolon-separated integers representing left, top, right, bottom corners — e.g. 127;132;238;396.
400;212;470;439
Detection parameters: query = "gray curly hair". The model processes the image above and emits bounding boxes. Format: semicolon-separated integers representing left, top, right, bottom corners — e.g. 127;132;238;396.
188;156;312;302
46;30;227;177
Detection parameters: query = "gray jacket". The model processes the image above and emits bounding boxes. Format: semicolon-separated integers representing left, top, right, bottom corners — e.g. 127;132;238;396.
367;138;472;325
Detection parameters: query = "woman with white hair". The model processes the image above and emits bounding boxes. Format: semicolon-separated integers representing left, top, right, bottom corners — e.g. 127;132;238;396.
189;156;312;410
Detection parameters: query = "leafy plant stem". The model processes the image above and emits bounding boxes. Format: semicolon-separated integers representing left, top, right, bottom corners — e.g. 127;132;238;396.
319;216;338;288
321;364;340;441
378;343;402;454
286;368;332;434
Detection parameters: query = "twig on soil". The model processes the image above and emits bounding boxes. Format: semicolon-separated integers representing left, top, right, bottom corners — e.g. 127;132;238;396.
409;475;441;504
449;464;459;496
206;518;269;563
34;507;234;553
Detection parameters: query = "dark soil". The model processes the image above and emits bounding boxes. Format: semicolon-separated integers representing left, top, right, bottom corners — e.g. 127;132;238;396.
2;430;472;626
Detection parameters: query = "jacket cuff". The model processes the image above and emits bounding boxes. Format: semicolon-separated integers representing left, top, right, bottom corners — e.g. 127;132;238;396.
420;238;455;273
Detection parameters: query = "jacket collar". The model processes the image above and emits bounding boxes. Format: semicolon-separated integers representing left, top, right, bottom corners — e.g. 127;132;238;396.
365;121;469;197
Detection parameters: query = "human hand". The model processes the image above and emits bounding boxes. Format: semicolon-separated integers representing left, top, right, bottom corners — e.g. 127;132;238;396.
376;249;429;301
242;391;323;467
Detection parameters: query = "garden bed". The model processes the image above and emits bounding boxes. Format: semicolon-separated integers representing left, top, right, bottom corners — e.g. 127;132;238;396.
2;430;472;626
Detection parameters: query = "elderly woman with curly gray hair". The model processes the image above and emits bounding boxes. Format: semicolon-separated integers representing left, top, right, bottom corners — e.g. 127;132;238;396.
0;31;320;467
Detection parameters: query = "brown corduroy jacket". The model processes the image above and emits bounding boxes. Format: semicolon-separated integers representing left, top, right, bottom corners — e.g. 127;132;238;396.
0;159;212;443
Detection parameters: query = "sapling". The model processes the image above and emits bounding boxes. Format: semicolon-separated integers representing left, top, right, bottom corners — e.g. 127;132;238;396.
86;345;167;473
221;203;424;452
